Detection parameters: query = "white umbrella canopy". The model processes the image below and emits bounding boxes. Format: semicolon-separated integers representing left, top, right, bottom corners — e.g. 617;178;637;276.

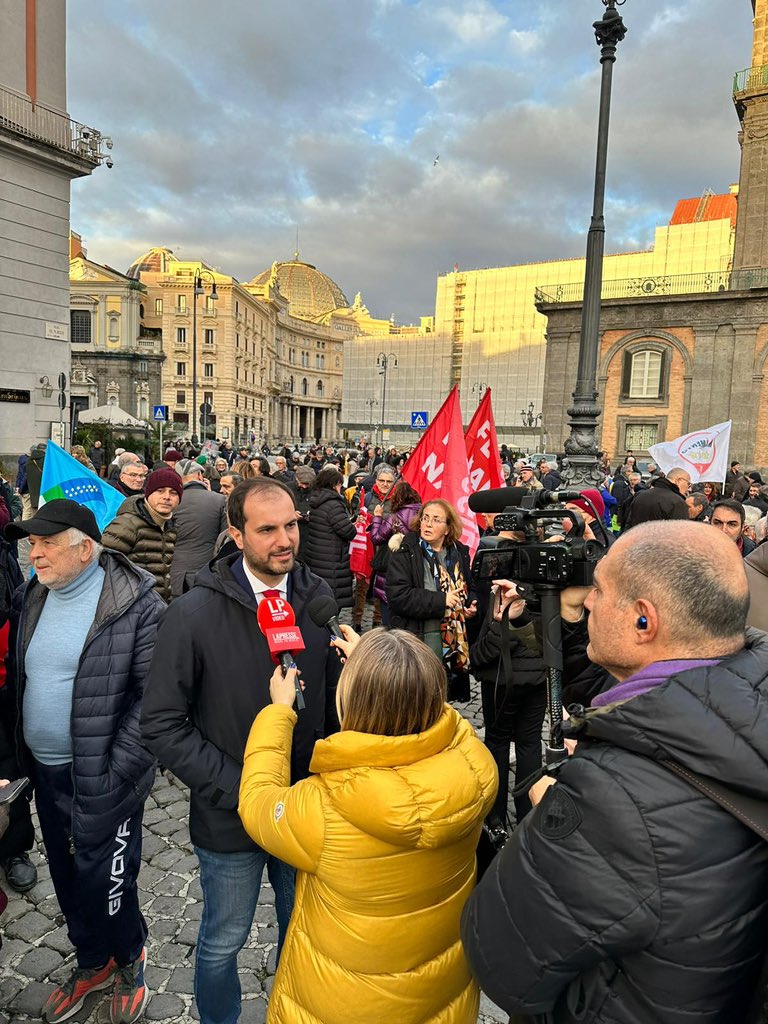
78;404;148;428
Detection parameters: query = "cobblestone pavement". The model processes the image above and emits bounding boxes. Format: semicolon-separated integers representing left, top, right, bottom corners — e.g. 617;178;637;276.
0;607;508;1024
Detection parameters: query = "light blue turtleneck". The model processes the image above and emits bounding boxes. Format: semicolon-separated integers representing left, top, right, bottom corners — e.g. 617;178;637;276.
23;557;105;765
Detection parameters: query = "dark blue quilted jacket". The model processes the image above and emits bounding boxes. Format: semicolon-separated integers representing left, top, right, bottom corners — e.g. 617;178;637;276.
7;550;163;843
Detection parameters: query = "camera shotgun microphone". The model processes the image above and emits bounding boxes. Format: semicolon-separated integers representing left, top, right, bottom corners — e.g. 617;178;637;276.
468;486;585;514
307;595;346;660
256;595;306;710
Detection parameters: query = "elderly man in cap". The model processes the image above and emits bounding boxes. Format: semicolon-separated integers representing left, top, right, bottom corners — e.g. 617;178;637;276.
4;500;163;1024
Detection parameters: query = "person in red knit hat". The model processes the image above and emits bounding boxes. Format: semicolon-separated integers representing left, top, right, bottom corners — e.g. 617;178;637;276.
101;468;183;602
561;489;613;546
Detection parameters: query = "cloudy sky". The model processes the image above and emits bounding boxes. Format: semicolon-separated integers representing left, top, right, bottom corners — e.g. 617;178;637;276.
67;0;753;323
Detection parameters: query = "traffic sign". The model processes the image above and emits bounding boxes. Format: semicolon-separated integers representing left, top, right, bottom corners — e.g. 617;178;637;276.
153;405;167;422
411;411;429;430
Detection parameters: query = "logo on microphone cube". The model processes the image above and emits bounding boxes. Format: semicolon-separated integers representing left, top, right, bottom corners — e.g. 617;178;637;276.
265;625;305;654
265;597;291;622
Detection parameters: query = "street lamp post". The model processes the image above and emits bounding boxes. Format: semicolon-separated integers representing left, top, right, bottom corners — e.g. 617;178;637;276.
191;269;218;446
562;0;627;487
376;352;397;446
471;381;489;399
364;396;378;441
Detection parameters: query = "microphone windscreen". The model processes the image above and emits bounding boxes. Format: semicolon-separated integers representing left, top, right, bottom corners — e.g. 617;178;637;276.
468;487;528;514
307;594;340;628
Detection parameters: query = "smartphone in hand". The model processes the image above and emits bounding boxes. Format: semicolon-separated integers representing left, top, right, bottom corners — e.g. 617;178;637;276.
0;777;30;804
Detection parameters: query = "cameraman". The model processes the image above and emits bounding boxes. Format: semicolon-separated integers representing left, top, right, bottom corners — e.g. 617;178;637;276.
462;519;768;1024
470;535;546;832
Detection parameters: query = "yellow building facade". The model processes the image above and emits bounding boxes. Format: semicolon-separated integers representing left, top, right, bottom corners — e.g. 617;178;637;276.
123;248;369;445
431;196;736;438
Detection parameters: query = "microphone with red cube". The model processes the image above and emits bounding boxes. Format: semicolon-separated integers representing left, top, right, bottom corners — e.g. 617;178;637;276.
256;593;306;710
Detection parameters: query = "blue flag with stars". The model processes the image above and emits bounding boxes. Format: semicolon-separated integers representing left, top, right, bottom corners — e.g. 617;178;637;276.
40;441;124;532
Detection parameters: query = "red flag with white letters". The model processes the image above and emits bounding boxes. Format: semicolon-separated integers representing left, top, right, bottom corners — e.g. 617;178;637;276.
464;388;504;530
401;386;479;556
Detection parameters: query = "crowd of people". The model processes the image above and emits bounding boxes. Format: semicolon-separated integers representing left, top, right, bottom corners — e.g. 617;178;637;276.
0;435;767;1024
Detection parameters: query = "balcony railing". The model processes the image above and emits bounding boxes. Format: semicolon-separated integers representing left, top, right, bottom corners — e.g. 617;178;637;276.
535;268;768;306
734;65;768;94
0;83;111;165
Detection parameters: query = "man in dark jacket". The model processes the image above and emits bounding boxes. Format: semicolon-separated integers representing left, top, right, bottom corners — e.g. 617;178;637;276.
169;459;227;597
621;466;690;530
462;520;768;1024
141;477;342;1024
710;498;756;557
5;500;162;1024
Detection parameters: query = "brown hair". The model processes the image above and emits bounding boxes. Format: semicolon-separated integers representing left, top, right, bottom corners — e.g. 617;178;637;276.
413;499;462;545
338;629;446;736
232;460;257;479
390;480;421;512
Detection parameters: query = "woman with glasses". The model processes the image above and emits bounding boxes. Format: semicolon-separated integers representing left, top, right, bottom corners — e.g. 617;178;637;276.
386;500;477;700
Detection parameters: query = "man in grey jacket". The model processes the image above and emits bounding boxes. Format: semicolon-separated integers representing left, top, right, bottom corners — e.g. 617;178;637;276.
170;459;227;597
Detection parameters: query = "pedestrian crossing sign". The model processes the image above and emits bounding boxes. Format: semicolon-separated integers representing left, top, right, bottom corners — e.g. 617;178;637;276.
153;405;167;422
411;411;429;429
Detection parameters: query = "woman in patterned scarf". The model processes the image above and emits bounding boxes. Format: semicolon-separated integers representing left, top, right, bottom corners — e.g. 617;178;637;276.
386;499;477;700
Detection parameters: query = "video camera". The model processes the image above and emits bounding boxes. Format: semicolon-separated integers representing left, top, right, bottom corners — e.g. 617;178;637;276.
469;487;606;590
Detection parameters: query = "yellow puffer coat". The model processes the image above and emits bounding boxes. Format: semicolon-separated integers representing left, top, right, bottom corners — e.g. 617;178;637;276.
239;702;498;1024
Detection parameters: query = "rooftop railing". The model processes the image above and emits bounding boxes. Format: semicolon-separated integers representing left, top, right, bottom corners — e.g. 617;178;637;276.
0;84;111;165
734;65;768;94
535;268;768;306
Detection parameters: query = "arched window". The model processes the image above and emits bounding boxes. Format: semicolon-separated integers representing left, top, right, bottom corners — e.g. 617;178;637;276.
621;348;666;400
316;379;324;397
138;397;148;419
302;378;308;396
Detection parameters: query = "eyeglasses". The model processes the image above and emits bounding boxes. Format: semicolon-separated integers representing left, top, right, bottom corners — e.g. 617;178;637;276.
123;471;147;479
421;515;446;525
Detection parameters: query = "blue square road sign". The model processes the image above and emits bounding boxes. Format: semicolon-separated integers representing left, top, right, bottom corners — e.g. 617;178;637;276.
411;411;429;429
153;405;167;422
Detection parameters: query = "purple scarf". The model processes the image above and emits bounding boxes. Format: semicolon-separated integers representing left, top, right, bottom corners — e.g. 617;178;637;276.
591;659;721;708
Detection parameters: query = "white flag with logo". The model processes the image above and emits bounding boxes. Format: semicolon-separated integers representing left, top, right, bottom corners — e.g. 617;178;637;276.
648;420;732;483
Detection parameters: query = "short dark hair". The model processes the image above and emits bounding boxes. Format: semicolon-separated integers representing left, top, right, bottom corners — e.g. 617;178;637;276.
228;477;295;532
688;492;708;510
314;466;342;491
711;498;745;526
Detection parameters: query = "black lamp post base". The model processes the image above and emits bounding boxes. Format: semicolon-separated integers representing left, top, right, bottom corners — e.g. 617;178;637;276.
561;401;605;489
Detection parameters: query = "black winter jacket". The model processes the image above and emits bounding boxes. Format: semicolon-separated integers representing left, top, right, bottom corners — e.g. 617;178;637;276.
386;531;474;637
303;488;356;609
6;552;162;843
462;624;768;1024
622;476;688;530
470;611;545;689
141;553;342;853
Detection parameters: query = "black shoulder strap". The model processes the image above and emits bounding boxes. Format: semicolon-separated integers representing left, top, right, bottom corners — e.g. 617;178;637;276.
660;759;768;843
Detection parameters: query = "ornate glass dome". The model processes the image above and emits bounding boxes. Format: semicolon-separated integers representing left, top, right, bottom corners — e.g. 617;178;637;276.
249;259;349;321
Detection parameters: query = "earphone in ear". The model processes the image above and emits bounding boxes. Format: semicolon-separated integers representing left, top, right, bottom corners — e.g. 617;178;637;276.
637;616;648;630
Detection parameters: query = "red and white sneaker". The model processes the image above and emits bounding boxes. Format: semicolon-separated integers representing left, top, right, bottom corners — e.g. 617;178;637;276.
110;946;149;1024
42;959;117;1022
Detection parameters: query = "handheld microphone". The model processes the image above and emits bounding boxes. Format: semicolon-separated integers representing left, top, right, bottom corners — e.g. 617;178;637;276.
307;595;345;660
256;596;306;710
468;486;585;514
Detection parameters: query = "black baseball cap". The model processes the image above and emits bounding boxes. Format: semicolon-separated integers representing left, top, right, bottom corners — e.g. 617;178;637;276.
5;499;101;543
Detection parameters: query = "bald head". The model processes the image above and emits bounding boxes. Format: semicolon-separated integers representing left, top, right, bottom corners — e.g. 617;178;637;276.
614;520;748;644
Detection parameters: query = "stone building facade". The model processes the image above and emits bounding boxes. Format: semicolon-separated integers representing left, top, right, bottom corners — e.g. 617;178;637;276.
69;236;164;428
539;0;768;468
0;0;107;460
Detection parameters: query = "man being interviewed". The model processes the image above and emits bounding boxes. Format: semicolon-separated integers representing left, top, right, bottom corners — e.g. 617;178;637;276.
140;477;342;1024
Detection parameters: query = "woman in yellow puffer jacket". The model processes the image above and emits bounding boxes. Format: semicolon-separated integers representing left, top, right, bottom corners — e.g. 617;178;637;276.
238;627;498;1024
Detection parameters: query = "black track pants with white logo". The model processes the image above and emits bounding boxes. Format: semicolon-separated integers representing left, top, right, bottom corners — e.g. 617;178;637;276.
33;759;148;968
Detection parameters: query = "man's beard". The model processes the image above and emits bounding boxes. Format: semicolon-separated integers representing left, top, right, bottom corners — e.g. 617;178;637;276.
242;545;296;580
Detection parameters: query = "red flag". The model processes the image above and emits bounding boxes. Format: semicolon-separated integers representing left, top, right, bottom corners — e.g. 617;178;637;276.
349;488;374;578
464;388;504;530
401;386;479;556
